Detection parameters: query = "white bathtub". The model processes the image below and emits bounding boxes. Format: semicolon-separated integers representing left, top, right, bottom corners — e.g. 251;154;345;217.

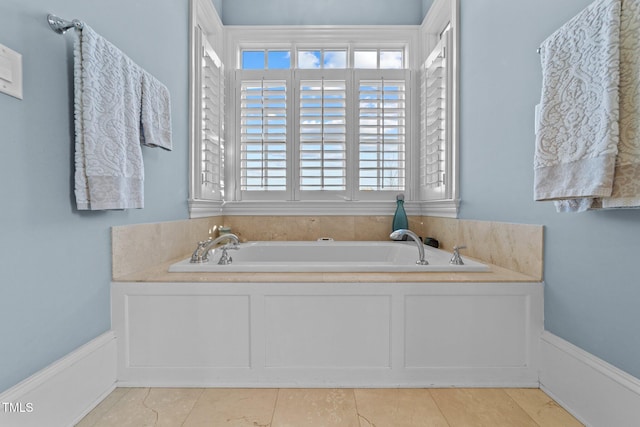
169;240;489;273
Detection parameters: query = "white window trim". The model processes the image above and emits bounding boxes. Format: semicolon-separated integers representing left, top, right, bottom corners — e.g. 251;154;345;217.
225;26;421;215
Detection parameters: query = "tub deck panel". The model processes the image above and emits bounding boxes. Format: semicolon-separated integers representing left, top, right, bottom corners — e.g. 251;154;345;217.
264;295;392;368
404;295;529;368
126;295;251;368
112;281;543;388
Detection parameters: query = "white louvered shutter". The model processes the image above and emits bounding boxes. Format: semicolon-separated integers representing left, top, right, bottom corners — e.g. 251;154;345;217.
199;37;224;200
421;35;448;200
240;79;288;192
298;78;347;192
358;75;406;192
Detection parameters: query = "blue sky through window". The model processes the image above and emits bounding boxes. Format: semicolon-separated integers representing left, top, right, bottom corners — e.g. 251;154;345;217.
242;50;291;69
242;51;265;69
268;51;291;69
242;49;402;69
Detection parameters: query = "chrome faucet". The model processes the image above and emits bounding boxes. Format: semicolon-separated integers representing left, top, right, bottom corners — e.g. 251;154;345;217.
190;233;240;263
389;229;428;265
449;245;467;265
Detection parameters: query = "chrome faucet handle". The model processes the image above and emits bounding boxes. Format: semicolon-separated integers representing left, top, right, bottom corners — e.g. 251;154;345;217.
190;240;211;263
216;242;240;265
450;245;467;265
217;247;233;265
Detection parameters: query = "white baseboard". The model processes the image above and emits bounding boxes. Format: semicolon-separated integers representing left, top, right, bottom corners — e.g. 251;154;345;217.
540;331;640;427
0;331;117;427
5;328;640;426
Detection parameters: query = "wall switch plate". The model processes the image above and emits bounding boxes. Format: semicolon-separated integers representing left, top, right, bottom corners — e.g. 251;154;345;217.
0;43;23;100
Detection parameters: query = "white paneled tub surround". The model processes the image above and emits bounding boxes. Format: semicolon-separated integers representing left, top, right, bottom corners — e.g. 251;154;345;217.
168;240;490;273
112;281;543;387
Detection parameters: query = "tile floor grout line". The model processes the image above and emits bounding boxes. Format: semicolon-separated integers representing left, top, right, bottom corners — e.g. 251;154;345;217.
268;388;281;427
427;389;453;427
502;389;543;427
179;388;205;427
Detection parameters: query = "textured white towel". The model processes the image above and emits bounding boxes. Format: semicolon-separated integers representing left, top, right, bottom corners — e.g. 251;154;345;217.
602;0;640;208
141;72;172;151
73;25;172;210
534;0;622;212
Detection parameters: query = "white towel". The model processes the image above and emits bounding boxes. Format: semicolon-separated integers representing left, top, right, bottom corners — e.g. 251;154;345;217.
74;25;172;210
602;0;640;208
534;0;622;212
141;72;173;151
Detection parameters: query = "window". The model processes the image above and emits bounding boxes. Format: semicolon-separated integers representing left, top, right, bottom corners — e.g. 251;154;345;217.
242;50;291;69
298;50;347;69
234;42;410;202
419;0;459;214
189;0;459;217
354;49;404;69
189;0;226;217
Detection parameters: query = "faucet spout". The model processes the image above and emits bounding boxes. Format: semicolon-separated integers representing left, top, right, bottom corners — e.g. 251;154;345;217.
390;229;428;265
190;233;240;263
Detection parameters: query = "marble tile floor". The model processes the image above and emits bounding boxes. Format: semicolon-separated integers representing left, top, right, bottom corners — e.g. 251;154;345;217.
76;387;584;427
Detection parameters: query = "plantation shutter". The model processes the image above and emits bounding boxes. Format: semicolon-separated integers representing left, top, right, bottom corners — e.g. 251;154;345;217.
358;75;407;192
421;35;448;200
298;78;347;192
240;79;288;192
198;37;224;200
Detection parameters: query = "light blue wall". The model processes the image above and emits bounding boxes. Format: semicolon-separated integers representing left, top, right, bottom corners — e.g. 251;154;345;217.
221;0;424;25
211;0;222;16
459;0;640;378
422;0;434;20
0;0;189;392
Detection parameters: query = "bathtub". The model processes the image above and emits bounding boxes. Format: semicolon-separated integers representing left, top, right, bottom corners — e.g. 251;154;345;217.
168;240;489;273
114;242;546;388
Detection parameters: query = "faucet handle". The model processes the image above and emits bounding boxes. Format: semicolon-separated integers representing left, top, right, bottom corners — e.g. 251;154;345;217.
450;245;467;265
190;240;210;263
217;247;233;265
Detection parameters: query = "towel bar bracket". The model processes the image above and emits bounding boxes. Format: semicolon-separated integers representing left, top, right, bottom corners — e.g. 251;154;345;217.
47;14;84;34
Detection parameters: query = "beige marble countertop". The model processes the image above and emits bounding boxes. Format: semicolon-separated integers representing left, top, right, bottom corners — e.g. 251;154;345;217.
113;255;540;283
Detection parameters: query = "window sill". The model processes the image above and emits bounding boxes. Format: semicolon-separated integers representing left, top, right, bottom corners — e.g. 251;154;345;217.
189;199;458;218
189;199;224;218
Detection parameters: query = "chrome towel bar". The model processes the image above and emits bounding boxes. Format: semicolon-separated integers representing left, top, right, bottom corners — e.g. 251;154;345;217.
47;14;84;34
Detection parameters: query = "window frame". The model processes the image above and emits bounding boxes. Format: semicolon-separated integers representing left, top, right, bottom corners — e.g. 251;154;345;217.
189;0;459;217
225;26;420;214
189;0;226;217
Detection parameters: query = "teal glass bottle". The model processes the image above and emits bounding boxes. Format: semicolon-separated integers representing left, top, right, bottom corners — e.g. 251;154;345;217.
392;193;408;238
